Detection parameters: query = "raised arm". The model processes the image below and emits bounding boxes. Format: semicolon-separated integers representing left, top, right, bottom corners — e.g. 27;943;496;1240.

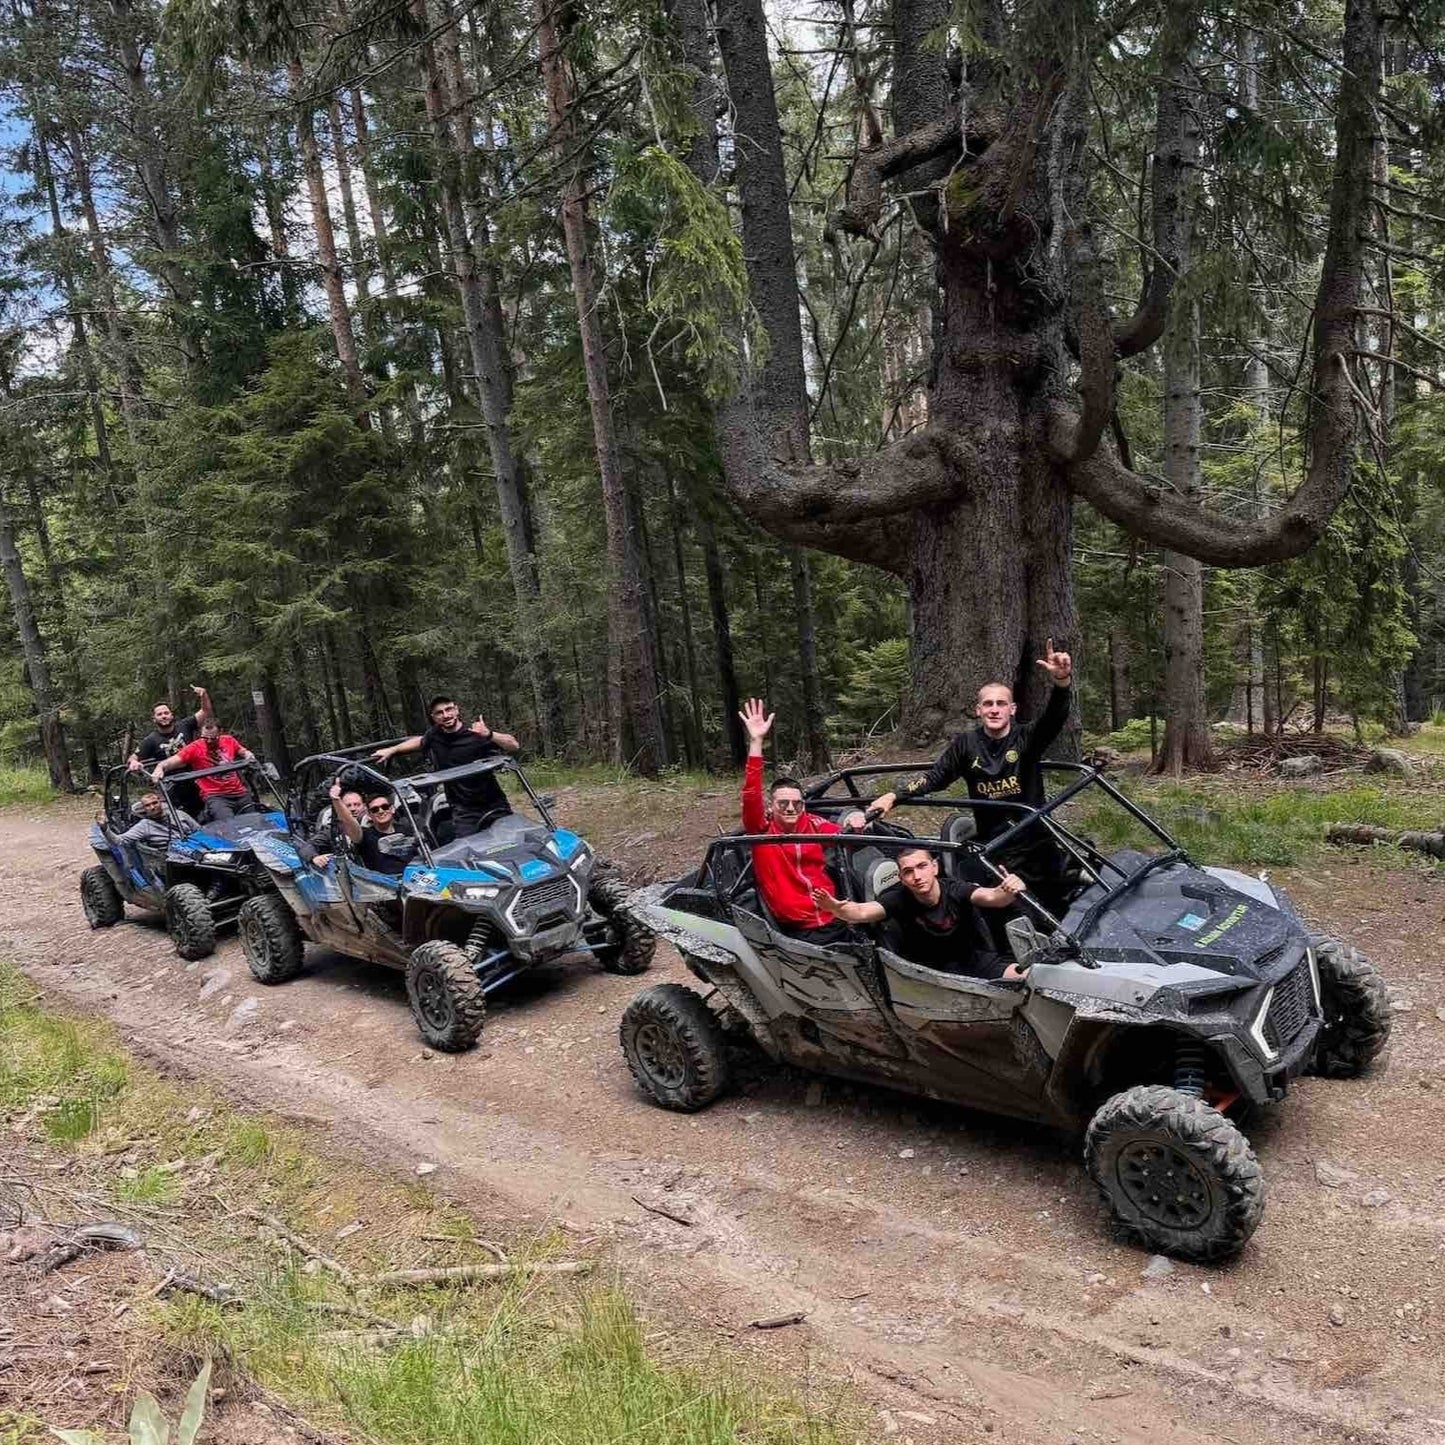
329;781;363;846
1022;642;1073;759
190;684;213;726
373;735;424;765
472;717;519;753
738;698;772;832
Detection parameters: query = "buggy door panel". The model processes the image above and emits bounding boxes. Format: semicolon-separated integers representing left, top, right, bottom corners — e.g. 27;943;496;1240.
880;951;1044;1104
733;912;907;1058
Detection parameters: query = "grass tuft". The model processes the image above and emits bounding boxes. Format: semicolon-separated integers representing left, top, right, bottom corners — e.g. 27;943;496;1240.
0;765;58;808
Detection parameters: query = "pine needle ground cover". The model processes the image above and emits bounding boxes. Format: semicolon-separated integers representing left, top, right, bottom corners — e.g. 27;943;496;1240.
0;966;859;1445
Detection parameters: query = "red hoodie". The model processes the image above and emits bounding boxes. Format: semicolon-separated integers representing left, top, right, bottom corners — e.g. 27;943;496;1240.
741;756;840;927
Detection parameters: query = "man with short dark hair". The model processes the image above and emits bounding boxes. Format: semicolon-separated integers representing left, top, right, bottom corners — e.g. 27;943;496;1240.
113;790;198;848
128;686;212;770
150;717;259;823
810;844;1025;979
371;695;519;838
329;781;415;877
297;788;365;870
870;642;1074;914
739;698;865;943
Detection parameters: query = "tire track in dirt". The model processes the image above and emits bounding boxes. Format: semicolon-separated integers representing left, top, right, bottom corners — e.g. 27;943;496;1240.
7;799;1444;1444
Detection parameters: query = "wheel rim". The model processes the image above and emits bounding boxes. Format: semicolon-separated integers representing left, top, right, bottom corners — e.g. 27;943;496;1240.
1113;1137;1214;1230
414;967;454;1031
634;1019;687;1089
241;912;270;966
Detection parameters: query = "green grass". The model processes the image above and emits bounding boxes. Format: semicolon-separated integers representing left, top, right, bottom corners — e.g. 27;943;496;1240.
0;764;61;808
1068;779;1437;868
1;968;860;1445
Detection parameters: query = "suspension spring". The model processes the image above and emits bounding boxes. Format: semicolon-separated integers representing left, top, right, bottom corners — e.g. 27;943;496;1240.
1173;1041;1207;1098
465;917;495;960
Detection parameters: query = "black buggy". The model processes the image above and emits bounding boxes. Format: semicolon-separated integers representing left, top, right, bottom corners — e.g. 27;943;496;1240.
80;761;290;960
241;751;654;1050
620;762;1391;1261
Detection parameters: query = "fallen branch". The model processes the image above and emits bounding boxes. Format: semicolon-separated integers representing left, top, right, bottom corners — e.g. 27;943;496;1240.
359;1260;590;1288
631;1195;694;1227
1325;822;1445;858
749;1311;808;1330
418;1235;508;1260
152;1268;240;1305
243;1209;355;1286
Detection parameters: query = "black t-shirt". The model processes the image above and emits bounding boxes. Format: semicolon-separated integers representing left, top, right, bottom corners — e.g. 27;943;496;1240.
422;724;508;816
357;817;416;876
137;715;200;763
877;877;1007;978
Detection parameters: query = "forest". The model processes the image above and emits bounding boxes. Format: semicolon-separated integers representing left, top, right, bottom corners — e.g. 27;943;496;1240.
0;0;1442;787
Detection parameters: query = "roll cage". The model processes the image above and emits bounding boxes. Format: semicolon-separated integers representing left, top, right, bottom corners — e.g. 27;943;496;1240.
286;751;559;869
689;762;1194;950
104;760;284;834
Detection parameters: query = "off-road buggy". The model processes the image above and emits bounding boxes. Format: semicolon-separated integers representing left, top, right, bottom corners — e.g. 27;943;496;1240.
242;752;655;1051
81;761;290;961
620;762;1392;1261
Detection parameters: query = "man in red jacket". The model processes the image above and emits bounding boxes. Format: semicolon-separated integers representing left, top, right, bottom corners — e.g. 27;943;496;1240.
739;698;865;943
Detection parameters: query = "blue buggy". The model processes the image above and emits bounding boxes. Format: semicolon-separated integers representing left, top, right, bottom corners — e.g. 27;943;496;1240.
80;761;289;960
239;753;654;1050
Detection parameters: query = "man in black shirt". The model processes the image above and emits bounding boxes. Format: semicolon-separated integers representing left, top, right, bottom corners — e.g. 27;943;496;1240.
329;782;416;877
127;686;213;770
870;642;1074;913
371;695;520;837
809;846;1024;979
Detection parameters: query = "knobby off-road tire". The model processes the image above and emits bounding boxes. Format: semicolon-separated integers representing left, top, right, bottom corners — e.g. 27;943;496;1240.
1309;934;1391;1078
164;883;216;961
620;984;728;1111
405;941;486;1053
80;866;124;929
1084;1084;1264;1263
589;875;656;975
239;894;306;985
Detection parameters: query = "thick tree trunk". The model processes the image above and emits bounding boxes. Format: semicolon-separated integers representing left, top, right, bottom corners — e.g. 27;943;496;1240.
256;674;291;778
789;548;829;771
324;628;357;747
359;630;394;738
0;491;72;790
537;0;666;772
666;473;706;767
699;512;745;765
1154;298;1213;776
1108;625;1131;732
257;125;302;325
413;0;564;753
290;641;323;756
289;60;369;413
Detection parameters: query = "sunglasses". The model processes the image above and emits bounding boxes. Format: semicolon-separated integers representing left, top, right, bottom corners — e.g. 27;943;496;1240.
368;802;394;815
773;797;804;812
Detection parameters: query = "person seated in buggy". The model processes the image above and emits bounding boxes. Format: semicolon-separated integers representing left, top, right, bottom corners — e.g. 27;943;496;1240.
809;843;1027;979
150;717;263;823
294;786;365;869
114;789;197;848
737;699;866;944
328;780;417;877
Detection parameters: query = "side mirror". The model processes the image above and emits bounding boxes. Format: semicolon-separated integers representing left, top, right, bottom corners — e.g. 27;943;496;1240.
1005;916;1046;969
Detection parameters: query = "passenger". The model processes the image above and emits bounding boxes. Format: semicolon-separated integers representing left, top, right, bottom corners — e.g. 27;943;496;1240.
371;695;519;838
150;717;260;824
329;782;415;877
739;698;866;944
869;641;1074;916
809;845;1026;980
296;788;365;869
113;790;198;848
128;686;212;770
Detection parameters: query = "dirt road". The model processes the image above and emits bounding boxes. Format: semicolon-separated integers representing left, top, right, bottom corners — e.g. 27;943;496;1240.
9;794;1444;1444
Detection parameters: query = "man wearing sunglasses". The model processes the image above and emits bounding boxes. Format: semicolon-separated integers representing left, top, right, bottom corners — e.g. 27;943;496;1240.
328;781;415;877
739;698;866;943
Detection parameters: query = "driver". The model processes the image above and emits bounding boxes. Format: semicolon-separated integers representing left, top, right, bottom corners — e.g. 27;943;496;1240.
113;790;198;847
329;781;415;877
868;642;1074;917
809;845;1025;980
150;717;260;824
739;698;865;943
371;695;519;838
296;787;366;869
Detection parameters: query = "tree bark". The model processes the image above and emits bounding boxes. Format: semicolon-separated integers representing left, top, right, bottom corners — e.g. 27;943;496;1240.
324;628;356;747
288;59;370;413
699;511;745;765
0;489;72;790
1108;625;1130;733
536;0;666;772
789;548;829;771
666;472;706;767
412;0;564;752
290;641;324;756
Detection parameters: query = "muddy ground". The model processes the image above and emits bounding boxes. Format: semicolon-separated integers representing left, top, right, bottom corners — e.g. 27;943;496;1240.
5;786;1444;1444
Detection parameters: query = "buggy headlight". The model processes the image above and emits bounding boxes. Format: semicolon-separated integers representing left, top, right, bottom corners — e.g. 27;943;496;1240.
202;851;235;864
461;885;501;901
569;848;592;872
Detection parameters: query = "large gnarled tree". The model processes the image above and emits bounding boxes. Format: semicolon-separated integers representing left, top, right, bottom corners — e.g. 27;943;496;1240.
712;0;1382;737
